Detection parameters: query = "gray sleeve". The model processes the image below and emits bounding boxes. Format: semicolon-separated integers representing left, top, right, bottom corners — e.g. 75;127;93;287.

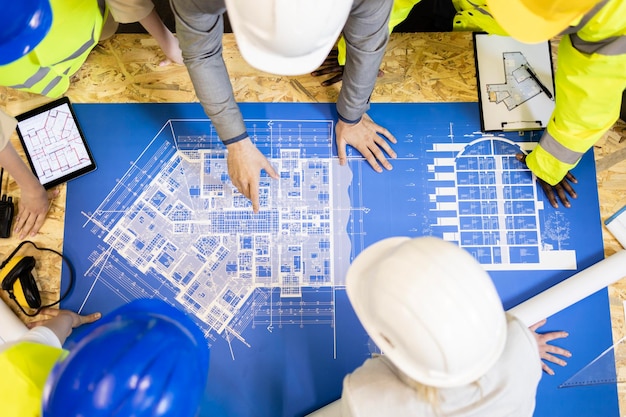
170;0;248;144
337;0;393;123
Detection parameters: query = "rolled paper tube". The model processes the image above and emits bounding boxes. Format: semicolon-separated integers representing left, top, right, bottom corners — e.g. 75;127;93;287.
0;297;28;344
508;250;626;326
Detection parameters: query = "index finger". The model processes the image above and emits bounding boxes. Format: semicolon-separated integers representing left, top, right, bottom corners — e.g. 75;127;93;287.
375;125;397;145
250;182;260;213
79;312;102;325
565;171;578;184
368;142;393;171
539;181;560;209
27;214;46;237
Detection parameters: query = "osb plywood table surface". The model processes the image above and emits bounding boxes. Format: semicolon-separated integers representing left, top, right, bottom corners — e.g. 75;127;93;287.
1;32;625;412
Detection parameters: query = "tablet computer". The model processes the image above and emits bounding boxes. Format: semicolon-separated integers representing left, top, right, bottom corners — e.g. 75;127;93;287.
15;97;96;189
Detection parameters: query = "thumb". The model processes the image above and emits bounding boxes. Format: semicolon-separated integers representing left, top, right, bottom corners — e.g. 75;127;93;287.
337;141;347;166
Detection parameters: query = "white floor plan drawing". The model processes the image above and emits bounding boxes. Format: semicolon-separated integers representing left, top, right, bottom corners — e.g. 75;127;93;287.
74;114;576;350
487;52;549;110
63;102;612;417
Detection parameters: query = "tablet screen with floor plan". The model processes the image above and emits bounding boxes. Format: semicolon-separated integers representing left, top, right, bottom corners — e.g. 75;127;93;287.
15;97;96;189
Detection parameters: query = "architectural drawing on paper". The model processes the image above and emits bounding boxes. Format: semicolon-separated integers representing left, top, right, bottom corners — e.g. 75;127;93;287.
486;52;549;110
75;117;575;352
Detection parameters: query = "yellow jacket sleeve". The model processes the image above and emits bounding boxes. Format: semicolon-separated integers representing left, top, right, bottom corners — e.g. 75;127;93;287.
337;0;421;65
526;35;626;185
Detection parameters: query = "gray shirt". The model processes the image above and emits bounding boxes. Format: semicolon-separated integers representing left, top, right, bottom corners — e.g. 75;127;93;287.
170;0;393;144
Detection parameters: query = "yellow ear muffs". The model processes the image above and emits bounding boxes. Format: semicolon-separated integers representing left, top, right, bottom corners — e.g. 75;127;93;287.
0;255;41;309
0;240;75;317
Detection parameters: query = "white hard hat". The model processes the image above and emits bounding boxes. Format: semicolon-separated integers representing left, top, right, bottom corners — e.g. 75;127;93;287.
346;237;507;388
224;0;353;76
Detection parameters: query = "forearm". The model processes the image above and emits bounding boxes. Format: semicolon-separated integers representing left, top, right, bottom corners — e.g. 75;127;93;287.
526;35;626;184
0;144;42;191
140;9;175;47
39;312;76;345
171;0;247;143
337;0;393;122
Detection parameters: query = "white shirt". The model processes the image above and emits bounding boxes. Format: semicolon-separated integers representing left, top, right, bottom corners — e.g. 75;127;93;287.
106;0;154;23
0;109;17;151
340;315;541;417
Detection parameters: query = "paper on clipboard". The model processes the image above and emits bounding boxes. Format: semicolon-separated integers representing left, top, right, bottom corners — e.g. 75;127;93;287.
474;33;556;132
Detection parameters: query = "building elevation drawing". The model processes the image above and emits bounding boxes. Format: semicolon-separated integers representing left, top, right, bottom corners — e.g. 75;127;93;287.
63;102;616;417
487;51;549;110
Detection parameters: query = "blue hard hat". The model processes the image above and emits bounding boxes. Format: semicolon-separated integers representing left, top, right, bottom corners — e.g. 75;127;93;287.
0;0;53;65
42;299;210;417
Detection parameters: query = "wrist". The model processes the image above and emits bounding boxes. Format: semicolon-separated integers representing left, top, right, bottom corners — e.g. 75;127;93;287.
225;137;252;150
222;133;249;147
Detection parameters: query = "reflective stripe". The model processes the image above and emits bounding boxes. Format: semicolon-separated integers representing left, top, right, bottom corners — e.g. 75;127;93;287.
8;67;50;89
55;26;98;65
560;0;609;34
466;0;491;16
40;76;63;96
540;131;584;164
11;23;99;93
570;33;626;55
557;0;626;56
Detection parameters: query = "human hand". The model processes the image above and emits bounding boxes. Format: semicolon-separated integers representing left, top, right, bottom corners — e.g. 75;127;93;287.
516;153;577;208
311;49;345;86
14;185;59;239
529;319;571;375
311;49;384;87
336;114;397;172
227;138;279;213
159;34;183;66
27;307;101;330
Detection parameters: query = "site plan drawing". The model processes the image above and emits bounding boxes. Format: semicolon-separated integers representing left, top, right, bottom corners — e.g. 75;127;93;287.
62;102;617;417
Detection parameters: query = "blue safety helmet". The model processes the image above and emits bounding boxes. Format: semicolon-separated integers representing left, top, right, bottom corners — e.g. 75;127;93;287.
41;299;210;417
0;0;53;65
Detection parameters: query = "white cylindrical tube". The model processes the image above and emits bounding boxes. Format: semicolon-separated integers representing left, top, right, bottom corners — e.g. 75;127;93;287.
0;297;27;344
508;250;626;326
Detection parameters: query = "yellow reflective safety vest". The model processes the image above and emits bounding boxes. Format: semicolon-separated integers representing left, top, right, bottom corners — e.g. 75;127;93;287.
336;0;625;185
336;0;506;65
0;0;106;98
526;0;626;184
0;342;65;417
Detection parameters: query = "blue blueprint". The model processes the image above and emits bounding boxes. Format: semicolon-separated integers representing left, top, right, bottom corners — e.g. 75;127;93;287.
61;102;617;417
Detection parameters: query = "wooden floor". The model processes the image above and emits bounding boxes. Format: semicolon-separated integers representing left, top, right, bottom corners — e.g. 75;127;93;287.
1;32;625;414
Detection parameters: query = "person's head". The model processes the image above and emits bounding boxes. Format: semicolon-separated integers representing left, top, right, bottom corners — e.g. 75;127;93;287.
0;0;52;65
42;299;209;417
486;0;602;44
347;236;507;388
225;0;353;76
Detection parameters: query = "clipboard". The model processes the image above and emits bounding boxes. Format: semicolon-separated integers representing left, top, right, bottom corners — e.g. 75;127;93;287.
473;33;556;132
